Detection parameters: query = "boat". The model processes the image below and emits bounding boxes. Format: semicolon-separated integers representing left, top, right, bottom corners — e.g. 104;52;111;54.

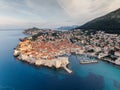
80;60;98;64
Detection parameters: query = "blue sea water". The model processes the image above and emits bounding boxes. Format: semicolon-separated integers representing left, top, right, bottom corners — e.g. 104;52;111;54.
0;30;120;90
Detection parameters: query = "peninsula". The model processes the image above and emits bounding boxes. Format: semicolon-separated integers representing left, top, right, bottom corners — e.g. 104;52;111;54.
14;28;84;73
14;27;120;73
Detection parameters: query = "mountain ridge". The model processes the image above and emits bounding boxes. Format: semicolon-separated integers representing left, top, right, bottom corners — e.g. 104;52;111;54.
76;8;120;33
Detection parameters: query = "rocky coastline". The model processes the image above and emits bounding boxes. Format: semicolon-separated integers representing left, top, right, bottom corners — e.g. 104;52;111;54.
14;27;120;73
14;50;72;73
14;28;84;73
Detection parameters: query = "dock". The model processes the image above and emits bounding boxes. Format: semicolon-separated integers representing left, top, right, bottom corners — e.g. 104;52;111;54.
80;60;98;64
62;65;72;73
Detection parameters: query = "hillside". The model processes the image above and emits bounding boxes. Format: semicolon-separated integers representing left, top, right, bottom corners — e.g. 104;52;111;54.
57;25;78;30
77;8;120;33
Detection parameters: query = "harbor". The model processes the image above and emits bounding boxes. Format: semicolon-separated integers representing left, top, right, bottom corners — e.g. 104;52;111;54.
76;55;98;64
80;60;98;64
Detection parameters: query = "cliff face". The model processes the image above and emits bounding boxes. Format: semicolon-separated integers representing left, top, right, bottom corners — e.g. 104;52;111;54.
14;49;72;73
35;57;69;68
77;8;120;34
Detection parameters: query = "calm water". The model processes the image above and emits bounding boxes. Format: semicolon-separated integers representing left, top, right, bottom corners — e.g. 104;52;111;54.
0;30;120;90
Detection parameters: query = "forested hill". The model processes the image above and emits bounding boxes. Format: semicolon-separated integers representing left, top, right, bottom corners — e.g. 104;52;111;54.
77;8;120;34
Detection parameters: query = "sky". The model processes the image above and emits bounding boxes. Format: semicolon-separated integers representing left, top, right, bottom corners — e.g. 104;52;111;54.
0;0;119;29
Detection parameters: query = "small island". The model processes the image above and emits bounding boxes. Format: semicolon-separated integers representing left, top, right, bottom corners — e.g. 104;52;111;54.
14;27;120;73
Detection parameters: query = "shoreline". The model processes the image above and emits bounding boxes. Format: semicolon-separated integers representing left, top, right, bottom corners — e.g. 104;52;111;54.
13;48;120;74
80;53;120;66
14;50;72;73
13;44;120;74
13;28;120;74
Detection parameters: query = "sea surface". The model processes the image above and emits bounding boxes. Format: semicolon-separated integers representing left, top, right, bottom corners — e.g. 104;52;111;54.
0;30;120;90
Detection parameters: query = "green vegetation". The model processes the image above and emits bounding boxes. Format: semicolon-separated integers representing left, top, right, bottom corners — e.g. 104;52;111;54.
77;8;120;34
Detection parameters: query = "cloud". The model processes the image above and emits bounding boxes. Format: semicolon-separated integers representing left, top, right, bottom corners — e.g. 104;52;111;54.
24;0;70;22
0;0;72;28
0;0;45;22
0;0;119;29
57;0;120;24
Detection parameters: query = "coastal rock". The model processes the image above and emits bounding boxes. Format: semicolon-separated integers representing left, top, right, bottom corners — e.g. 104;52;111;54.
21;54;29;60
54;60;61;68
35;57;69;69
13;50;20;56
14;51;72;73
115;58;120;65
34;57;72;73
